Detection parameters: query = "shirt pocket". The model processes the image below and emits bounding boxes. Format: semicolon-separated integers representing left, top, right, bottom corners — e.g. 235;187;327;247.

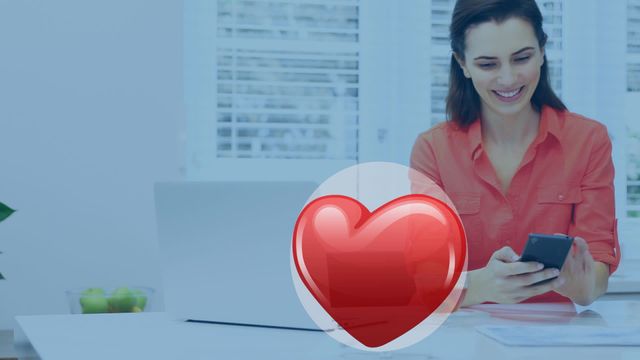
535;184;582;233
450;192;481;215
449;192;483;260
537;184;582;204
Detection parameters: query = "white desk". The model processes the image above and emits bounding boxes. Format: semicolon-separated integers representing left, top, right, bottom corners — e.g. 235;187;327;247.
6;259;640;359
608;259;640;294
14;301;640;360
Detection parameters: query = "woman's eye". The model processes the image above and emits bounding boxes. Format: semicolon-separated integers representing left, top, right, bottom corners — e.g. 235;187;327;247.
515;56;531;63
478;63;495;69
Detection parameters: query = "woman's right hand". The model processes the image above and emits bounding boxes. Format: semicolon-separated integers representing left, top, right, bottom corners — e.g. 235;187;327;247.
467;246;565;305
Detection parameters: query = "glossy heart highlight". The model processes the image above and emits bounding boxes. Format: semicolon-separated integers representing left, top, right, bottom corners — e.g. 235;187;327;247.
292;194;466;348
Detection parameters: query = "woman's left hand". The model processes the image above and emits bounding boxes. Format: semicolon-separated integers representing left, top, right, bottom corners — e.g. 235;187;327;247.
553;236;598;305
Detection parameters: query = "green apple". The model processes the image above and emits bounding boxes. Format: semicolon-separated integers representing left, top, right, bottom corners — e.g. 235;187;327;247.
79;288;108;314
132;289;148;311
108;287;137;313
82;287;106;296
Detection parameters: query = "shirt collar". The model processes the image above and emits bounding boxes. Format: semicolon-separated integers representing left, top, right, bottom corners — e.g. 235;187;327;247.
537;105;563;144
467;118;483;161
466;105;563;161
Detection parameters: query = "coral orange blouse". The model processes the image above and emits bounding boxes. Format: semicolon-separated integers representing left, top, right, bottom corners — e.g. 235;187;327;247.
410;106;620;302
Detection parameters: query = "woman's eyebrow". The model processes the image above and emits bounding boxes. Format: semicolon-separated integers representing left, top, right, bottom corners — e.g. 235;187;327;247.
473;47;535;60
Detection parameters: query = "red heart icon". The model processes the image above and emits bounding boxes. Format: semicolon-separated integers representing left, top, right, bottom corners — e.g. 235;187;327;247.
292;194;466;348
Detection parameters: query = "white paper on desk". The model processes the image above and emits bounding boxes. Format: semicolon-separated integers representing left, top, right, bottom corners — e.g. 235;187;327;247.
476;325;640;346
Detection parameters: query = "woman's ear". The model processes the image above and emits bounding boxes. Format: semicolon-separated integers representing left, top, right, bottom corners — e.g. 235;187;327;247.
454;53;471;78
539;47;545;67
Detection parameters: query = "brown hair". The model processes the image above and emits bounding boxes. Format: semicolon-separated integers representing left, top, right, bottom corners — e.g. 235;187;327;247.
446;0;566;128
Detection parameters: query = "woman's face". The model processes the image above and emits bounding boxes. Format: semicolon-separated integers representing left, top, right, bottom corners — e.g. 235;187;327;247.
456;17;544;120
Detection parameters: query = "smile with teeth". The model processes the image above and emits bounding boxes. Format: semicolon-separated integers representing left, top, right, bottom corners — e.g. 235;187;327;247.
493;86;524;98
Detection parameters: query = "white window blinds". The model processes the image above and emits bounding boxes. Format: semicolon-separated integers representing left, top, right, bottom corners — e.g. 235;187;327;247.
539;0;563;97
215;0;360;160
628;0;640;53
429;0;454;126
627;0;640;217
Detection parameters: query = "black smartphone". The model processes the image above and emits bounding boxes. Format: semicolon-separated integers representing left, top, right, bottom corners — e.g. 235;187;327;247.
519;233;574;284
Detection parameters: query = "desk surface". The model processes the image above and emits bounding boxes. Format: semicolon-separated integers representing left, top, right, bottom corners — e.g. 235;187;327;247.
609;258;640;293
14;301;640;360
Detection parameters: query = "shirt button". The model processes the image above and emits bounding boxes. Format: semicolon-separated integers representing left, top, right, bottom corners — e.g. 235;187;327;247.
558;194;565;201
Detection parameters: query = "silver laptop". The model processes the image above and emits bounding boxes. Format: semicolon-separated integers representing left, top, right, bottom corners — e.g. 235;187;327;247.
155;181;321;331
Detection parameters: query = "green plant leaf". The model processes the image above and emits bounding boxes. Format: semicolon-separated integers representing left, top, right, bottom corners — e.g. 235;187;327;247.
0;201;15;223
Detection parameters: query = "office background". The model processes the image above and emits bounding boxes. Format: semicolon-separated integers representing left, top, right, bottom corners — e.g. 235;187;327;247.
0;0;639;330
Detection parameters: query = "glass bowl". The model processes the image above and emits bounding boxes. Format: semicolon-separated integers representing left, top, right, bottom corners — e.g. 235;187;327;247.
66;286;155;314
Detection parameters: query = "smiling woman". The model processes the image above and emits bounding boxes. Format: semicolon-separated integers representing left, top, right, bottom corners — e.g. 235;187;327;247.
411;0;619;306
446;0;565;129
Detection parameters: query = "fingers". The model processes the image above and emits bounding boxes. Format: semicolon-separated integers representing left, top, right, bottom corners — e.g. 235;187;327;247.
524;276;565;297
491;247;545;276
565;237;591;266
554;233;582;256
492;246;519;262
574;236;589;253
566;236;587;257
497;261;544;276
572;237;594;272
515;268;560;286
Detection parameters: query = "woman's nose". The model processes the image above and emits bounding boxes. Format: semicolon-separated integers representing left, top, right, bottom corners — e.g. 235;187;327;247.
497;65;517;87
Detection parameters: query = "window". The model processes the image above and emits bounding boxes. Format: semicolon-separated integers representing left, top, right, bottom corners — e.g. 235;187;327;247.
628;0;640;218
215;0;360;160
185;0;361;181
430;55;449;125
184;1;640;250
429;0;454;127
539;0;563;97
628;0;640;53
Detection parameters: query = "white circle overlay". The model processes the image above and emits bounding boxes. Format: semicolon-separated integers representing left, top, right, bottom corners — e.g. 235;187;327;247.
290;161;468;351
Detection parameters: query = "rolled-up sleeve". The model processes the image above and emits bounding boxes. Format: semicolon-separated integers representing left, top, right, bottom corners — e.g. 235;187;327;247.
568;125;620;274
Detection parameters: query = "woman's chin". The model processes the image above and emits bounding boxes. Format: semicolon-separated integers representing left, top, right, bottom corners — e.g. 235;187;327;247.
484;97;534;118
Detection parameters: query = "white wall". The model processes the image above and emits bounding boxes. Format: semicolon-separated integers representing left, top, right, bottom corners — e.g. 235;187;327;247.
563;0;628;226
0;0;183;329
359;0;430;165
